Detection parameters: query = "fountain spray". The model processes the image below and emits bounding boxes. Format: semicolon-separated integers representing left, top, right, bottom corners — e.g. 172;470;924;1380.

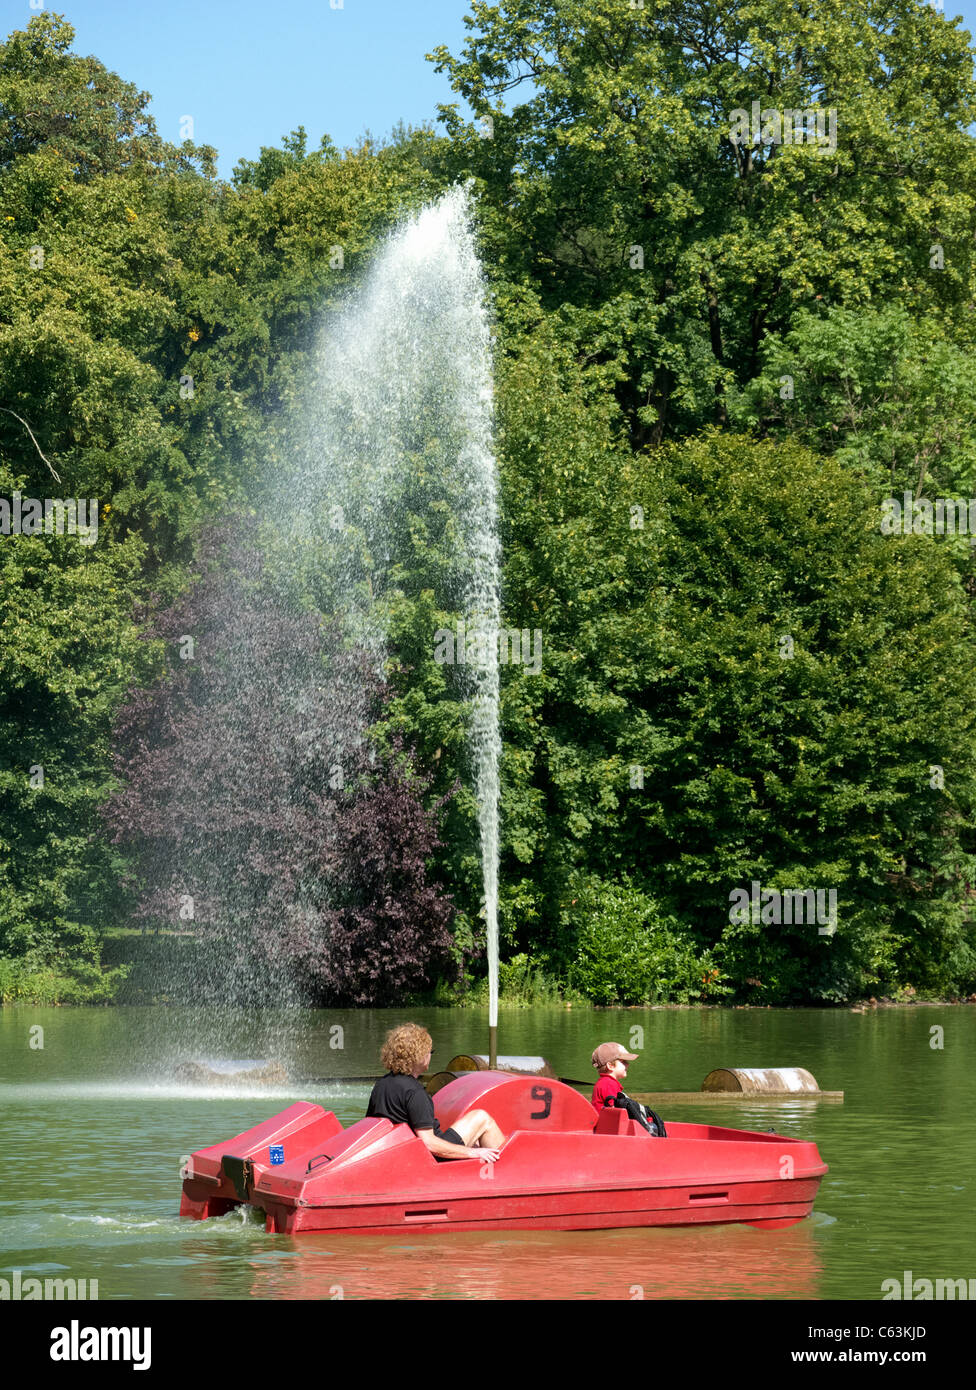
295;185;501;1054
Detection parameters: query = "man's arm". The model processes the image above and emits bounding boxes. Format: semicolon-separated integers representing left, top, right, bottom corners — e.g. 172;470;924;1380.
415;1127;494;1161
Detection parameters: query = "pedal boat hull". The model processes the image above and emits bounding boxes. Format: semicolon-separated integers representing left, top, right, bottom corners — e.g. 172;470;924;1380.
180;1071;827;1235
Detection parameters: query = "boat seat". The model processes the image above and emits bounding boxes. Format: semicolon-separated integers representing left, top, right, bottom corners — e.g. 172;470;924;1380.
594;1107;647;1138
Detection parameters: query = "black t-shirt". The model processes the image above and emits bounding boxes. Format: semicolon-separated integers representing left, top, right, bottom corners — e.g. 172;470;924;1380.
366;1073;447;1136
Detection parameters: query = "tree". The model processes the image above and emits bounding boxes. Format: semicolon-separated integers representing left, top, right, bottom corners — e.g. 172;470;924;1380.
429;0;976;444
730;304;976;503
0;12;215;180
0;463;147;985
232;126;338;191
103;526;456;1006
494;321;976;1000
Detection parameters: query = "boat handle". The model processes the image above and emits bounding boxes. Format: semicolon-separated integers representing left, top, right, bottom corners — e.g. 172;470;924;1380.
306;1152;333;1173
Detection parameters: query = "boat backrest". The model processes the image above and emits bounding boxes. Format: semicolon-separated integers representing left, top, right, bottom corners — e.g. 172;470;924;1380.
434;1071;597;1134
593;1107;646;1138
190;1103;341;1182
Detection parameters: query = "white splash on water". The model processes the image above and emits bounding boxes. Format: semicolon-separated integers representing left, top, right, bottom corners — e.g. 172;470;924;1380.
0;1082;351;1103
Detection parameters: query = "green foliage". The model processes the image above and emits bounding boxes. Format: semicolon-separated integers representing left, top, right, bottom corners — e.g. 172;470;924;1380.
646;433;976;1001
463;952;584;1007
0;12;215;181
566;878;728;1005
498;953;575;1005
494;320;976;1001
232;126;338;191
0;932;129;1004
0;470;150;966
430;0;976;443
4;8;976;1006
0;15;456;995
730;306;976;501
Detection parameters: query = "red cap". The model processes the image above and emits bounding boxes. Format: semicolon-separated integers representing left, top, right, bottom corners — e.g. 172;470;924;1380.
591;1042;639;1069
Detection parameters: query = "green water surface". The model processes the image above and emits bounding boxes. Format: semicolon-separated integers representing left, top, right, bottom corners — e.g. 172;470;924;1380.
1;1005;972;1300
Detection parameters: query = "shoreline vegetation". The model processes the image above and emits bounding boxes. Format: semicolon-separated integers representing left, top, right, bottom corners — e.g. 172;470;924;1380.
4;990;974;1011
4;8;976;1012
2;931;973;1009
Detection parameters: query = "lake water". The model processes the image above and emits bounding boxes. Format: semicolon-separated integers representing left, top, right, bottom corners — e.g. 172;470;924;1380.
1;1004;973;1300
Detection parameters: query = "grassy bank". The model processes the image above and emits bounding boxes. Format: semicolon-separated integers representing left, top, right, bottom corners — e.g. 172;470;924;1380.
0;954;129;1006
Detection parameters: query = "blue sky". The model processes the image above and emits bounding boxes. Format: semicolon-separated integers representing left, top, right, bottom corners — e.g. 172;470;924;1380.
4;0;476;179
4;1;976;181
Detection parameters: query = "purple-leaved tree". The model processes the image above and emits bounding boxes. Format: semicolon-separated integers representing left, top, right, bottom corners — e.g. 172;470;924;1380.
103;526;455;1005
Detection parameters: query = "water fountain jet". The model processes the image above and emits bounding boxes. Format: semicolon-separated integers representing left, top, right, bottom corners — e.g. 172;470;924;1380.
292;185;501;1046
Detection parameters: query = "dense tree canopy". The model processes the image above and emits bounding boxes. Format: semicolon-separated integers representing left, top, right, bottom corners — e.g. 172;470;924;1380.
2;7;975;1004
0;10;215;180
429;0;976;441
492;326;976;1001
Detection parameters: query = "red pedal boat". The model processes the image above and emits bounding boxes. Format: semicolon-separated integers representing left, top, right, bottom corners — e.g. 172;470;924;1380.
180;1071;828;1235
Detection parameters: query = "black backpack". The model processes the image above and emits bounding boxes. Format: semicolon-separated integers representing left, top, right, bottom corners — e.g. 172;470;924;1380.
612;1092;667;1137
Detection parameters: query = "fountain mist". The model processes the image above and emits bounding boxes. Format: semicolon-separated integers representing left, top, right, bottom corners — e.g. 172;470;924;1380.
109;188;502;1078
289;185;501;1031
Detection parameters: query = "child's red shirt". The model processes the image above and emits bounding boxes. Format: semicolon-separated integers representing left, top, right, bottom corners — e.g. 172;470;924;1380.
591;1073;623;1117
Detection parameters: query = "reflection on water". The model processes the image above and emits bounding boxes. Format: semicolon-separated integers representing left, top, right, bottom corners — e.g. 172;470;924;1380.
14;1208;822;1300
240;1222;823;1301
1;1004;973;1300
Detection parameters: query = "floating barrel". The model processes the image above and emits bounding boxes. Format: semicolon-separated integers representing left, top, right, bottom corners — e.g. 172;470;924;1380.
424;1071;459;1096
446;1054;556;1078
701;1067;820;1094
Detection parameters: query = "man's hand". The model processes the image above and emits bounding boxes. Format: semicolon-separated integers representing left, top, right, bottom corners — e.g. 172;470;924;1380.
472;1147;500;1162
418;1128;487;1160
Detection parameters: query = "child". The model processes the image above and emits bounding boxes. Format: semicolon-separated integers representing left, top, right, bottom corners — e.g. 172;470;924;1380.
591;1040;666;1137
591;1041;639;1116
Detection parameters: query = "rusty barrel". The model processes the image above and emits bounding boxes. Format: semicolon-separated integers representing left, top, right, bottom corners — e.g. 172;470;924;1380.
701;1066;821;1094
424;1071;460;1096
445;1054;556;1078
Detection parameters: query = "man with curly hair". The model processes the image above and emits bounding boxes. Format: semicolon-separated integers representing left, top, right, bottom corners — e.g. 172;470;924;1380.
366;1022;505;1162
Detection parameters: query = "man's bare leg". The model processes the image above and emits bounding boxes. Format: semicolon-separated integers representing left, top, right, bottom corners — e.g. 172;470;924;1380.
451;1109;506;1149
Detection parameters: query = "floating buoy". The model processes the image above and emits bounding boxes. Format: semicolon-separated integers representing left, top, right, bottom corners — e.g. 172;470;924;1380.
701;1067;820;1094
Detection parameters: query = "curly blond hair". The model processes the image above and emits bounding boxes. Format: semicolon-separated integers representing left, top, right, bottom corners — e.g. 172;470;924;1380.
380;1023;433;1075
